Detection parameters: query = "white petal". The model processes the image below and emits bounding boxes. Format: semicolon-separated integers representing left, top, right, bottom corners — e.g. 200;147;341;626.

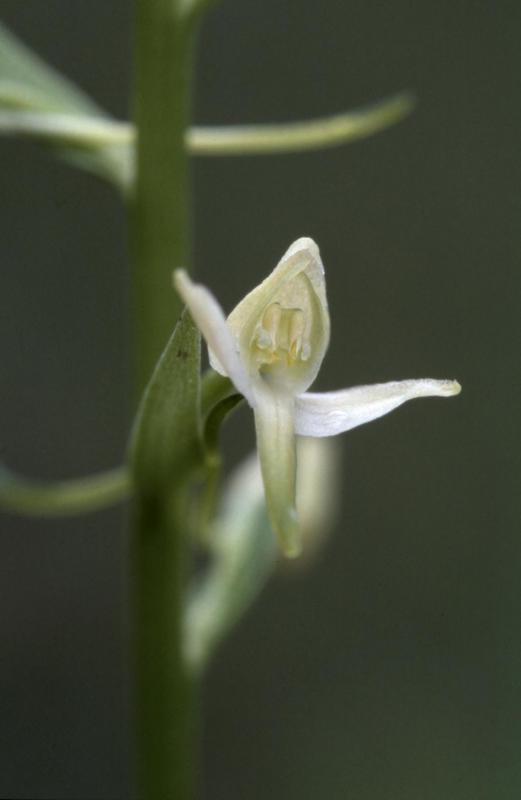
226;237;330;394
253;385;301;557
174;270;255;405
295;378;461;437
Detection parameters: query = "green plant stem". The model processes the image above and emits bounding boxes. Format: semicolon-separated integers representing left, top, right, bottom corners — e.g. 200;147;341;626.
133;492;195;800
132;2;198;799
133;2;195;395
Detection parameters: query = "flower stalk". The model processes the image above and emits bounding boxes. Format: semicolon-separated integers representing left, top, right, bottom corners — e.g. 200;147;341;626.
133;0;196;394
132;2;199;798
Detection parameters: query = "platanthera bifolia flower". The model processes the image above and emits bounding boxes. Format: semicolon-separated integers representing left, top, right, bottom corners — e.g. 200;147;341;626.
174;238;461;558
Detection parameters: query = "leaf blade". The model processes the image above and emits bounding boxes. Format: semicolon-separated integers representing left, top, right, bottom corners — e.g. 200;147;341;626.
130;310;203;493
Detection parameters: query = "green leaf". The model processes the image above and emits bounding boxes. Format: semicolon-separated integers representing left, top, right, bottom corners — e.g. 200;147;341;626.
0;22;131;188
0;24;413;190
130;310;203;494
203;391;242;453
0;21;101;115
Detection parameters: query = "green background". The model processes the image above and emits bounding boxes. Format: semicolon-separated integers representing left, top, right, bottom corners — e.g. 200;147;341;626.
0;1;520;798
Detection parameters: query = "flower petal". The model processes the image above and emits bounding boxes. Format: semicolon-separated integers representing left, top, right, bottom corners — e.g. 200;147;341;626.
174;270;255;405
227;237;330;393
295;378;461;437
253;385;301;557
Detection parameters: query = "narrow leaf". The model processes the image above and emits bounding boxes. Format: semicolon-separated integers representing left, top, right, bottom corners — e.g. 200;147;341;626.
0;25;413;190
0;22;131;187
0;21;101;115
130;310;203;493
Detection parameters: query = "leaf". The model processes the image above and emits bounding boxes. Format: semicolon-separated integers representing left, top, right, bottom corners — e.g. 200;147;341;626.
0;21;101;115
0;22;131;187
0;23;414;191
130;310;203;494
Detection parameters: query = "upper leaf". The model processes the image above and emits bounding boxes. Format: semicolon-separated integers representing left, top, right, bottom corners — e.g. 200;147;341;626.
0;21;101;115
0;22;131;187
130;310;203;493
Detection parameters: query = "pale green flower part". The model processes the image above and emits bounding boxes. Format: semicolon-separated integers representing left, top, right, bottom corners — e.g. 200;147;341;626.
174;238;461;558
295;437;341;560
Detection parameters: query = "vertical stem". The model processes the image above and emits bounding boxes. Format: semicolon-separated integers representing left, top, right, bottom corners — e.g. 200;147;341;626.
133;494;195;800
132;2;198;798
134;0;195;394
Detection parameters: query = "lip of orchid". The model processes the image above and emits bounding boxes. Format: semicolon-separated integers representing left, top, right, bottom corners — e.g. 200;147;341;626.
174;238;461;557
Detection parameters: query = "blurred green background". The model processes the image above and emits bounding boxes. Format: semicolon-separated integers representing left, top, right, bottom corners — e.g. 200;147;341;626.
1;1;520;798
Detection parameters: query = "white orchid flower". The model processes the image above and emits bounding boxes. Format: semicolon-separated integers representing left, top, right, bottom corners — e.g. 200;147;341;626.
174;238;461;558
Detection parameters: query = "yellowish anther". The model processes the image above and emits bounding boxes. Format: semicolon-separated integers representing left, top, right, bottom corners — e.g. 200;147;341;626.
252;302;310;368
255;328;273;351
288;308;305;361
262;302;282;341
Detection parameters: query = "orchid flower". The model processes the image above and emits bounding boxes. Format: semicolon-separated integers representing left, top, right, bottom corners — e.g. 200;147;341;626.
174;238;461;558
